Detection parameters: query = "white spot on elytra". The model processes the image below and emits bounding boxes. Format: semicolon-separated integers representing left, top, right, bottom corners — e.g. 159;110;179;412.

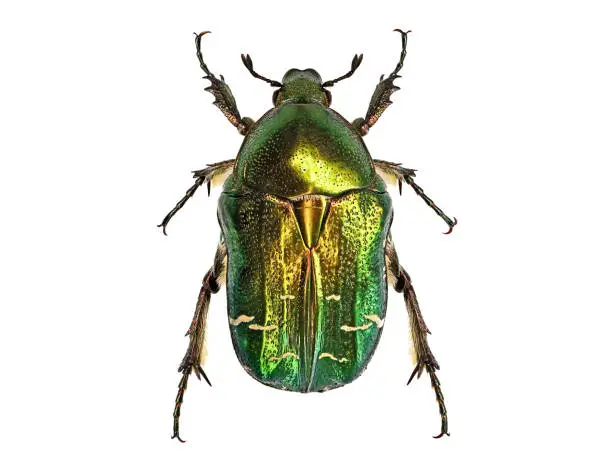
229;315;255;326
268;352;299;362
280;294;295;300
318;352;348;363
248;324;278;331
341;323;373;332
341;314;386;331
325;294;341;301
363;314;385;328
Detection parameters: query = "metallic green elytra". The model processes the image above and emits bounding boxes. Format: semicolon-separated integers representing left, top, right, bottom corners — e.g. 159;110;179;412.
160;30;457;442
219;189;392;392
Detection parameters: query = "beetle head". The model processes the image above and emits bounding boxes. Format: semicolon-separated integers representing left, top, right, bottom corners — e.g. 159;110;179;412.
273;69;329;106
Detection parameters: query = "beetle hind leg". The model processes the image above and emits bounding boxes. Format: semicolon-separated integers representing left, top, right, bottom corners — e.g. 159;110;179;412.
172;241;227;442
385;237;450;438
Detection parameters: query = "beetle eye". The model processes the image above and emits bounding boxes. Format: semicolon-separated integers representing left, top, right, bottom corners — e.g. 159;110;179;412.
272;88;281;105
323;89;332;106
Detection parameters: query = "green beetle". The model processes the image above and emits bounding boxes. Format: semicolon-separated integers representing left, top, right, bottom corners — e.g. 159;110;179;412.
160;30;456;441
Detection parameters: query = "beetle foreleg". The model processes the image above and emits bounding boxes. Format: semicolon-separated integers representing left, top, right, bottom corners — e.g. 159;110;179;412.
374;160;457;234
172;242;227;443
195;32;254;135
158;160;234;235
385;238;450;438
353;29;411;135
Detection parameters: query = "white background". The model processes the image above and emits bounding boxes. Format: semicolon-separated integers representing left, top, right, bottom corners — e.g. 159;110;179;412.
1;1;611;458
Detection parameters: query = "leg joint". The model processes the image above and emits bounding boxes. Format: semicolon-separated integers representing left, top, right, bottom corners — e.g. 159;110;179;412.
203;271;220;293
394;271;408;292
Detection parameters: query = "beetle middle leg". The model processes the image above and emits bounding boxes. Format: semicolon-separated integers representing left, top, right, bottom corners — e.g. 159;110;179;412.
374;159;457;234
158;160;234;235
385;237;450;438
172;241;227;442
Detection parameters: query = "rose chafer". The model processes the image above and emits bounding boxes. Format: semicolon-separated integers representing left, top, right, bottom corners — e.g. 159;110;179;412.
160;29;456;441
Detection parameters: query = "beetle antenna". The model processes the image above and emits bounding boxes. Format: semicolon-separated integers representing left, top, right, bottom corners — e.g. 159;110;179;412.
241;54;282;87
322;54;364;87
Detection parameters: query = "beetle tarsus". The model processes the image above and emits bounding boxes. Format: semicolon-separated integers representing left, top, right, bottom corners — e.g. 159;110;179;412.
172;371;190;443
372;160;455;233
433;411;450;438
443;217;458;235
405;176;456;233
159;161;234;234
158;178;204;235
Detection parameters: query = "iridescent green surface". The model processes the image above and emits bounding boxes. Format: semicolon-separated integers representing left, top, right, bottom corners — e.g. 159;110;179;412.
219;190;391;391
219;101;392;392
230;104;378;197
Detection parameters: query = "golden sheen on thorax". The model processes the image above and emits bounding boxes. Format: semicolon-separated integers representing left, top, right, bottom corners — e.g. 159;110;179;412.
234;103;375;198
288;141;361;195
